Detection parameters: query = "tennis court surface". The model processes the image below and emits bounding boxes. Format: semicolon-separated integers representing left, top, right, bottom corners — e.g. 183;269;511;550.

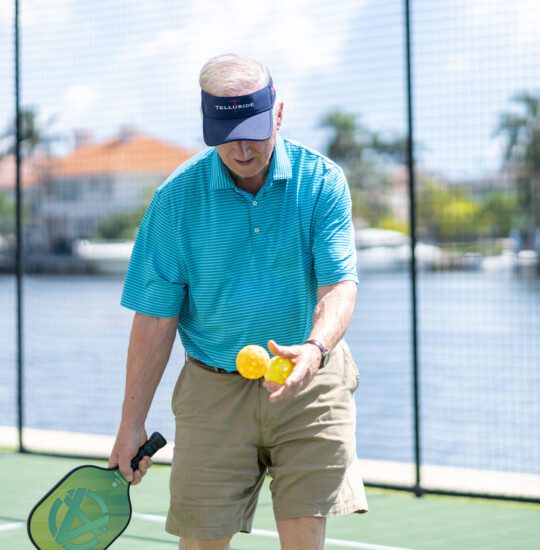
2;452;539;549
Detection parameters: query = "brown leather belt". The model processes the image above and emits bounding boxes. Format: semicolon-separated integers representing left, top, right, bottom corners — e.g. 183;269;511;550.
187;354;241;375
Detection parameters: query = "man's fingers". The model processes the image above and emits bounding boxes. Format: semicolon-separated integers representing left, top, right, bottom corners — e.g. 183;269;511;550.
130;457;153;486
131;470;142;485
269;385;290;401
263;378;289;400
118;455;134;482
265;342;317;402
108;452;119;469
268;373;307;401
138;456;152;475
263;380;281;393
267;339;296;359
264;373;302;395
109;428;150;484
285;365;304;383
286;357;311;384
264;356;312;402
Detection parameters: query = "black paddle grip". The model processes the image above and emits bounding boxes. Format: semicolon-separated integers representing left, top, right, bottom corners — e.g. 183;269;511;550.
130;432;167;471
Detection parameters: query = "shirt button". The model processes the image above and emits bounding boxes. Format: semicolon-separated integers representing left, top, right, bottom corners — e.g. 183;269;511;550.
252;200;258;206
254;227;260;234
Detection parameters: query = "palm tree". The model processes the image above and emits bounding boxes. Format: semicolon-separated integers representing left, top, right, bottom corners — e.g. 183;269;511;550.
321;110;406;225
0;108;62;248
321;110;406;169
321;111;362;166
496;93;540;250
0;106;62;159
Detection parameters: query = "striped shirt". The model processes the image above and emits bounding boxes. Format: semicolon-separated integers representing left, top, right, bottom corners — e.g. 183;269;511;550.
121;134;357;372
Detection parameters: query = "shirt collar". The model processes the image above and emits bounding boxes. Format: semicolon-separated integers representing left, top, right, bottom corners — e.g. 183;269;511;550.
210;134;292;191
272;134;293;181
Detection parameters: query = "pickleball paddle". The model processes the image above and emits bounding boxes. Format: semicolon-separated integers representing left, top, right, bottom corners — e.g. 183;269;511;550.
27;431;166;549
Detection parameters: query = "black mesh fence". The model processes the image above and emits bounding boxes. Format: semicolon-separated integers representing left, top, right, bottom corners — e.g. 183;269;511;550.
1;0;539;502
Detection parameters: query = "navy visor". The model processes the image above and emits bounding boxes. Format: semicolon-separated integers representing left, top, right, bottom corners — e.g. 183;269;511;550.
201;79;276;146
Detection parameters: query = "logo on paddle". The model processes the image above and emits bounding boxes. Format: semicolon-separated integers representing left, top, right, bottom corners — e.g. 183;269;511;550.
48;488;110;549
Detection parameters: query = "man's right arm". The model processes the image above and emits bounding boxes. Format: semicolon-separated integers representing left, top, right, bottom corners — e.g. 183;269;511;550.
109;312;178;483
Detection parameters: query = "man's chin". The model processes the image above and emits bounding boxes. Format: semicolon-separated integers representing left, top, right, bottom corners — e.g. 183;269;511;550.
232;167;260;179
233;160;257;172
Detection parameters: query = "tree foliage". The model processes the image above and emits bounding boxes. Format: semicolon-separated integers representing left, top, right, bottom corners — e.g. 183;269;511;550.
416;179;517;243
320;101;531;246
496;92;540;248
95;186;155;240
321;110;406;169
0;192;15;235
96;209;146;240
477;192;518;238
320;109;405;226
0;106;63;159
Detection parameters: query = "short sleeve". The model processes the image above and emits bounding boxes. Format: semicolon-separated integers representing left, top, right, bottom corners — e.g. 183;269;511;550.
121;189;187;317
312;169;358;286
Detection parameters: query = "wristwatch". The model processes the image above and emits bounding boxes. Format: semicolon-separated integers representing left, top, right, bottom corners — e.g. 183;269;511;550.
305;339;330;368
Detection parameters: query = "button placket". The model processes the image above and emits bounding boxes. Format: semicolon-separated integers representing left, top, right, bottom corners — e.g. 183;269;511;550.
250;196;265;248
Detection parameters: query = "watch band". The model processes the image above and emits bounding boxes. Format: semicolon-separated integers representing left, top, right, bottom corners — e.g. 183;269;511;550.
305;339;330;368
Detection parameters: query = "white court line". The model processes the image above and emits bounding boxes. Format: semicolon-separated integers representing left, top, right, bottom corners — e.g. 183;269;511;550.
132;513;415;550
0;515;414;550
0;522;25;532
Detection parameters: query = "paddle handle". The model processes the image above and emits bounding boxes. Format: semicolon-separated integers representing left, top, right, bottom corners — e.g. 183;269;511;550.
130;432;167;471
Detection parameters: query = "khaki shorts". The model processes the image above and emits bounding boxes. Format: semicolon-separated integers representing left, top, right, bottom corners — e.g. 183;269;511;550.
165;340;368;539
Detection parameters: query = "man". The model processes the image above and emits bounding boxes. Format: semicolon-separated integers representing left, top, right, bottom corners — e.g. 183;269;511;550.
109;53;368;550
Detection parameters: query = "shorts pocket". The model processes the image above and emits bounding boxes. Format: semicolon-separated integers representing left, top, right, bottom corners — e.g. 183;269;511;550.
171;364;187;415
342;341;360;391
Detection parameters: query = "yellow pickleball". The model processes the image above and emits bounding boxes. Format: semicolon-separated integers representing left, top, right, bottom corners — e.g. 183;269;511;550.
264;355;294;384
236;345;270;379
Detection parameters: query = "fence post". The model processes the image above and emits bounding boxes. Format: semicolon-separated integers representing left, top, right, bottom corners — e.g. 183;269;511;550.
403;0;422;496
14;0;25;453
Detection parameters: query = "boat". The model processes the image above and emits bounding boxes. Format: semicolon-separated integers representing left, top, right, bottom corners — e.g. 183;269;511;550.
516;249;539;274
73;239;134;274
480;249;539;273
355;228;443;272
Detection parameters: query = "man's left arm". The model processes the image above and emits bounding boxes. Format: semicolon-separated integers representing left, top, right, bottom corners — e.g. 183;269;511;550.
264;280;357;401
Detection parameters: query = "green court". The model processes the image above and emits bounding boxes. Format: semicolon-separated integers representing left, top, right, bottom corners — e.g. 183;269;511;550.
1;452;539;549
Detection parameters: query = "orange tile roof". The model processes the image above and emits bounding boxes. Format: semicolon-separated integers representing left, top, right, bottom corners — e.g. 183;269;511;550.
53;133;197;177
0;154;51;190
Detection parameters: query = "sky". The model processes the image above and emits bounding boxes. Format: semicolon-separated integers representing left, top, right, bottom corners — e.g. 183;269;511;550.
1;0;539;180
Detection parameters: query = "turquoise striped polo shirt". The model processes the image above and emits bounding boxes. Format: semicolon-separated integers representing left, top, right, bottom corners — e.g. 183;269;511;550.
121;134;358;372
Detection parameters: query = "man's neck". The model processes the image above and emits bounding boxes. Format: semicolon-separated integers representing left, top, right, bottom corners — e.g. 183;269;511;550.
229;161;272;196
231;174;265;195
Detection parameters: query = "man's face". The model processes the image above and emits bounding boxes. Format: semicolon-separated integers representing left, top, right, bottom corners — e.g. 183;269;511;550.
216;103;283;186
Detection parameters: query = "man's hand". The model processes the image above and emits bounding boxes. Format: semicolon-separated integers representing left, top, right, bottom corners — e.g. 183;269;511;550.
263;339;322;402
108;426;152;485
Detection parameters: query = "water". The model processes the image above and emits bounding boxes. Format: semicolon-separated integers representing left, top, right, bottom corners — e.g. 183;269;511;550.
1;271;539;475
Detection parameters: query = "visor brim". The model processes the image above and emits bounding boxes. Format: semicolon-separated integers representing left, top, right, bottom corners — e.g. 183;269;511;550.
203;109;274;146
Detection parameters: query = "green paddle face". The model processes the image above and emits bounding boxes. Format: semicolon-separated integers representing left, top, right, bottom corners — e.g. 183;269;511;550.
27;432;166;549
28;466;131;549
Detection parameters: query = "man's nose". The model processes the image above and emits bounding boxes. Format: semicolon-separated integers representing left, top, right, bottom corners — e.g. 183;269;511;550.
234;141;251;158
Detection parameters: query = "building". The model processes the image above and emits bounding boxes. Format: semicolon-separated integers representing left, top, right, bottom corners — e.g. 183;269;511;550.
0;152;45;201
33;129;195;252
385;165;448;224
0;153;46;252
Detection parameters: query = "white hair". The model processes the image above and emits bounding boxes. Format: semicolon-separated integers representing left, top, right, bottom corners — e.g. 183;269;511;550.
199;53;283;123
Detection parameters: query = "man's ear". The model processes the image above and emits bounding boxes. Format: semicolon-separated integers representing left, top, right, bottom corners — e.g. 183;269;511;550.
276;102;284;131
